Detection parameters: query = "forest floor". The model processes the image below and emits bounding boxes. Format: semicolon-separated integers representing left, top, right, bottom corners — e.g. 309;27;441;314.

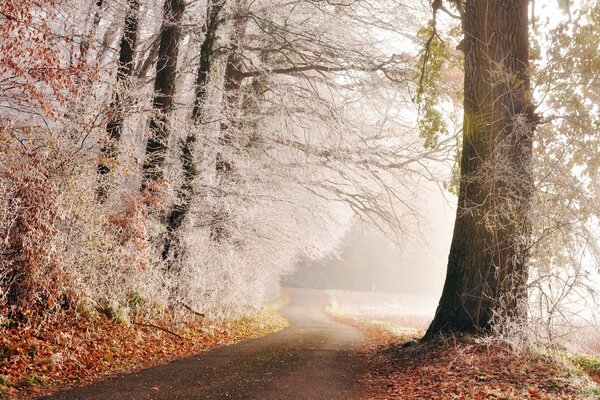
3;289;599;399
38;288;366;400
327;290;600;400
0;297;288;399
357;322;598;399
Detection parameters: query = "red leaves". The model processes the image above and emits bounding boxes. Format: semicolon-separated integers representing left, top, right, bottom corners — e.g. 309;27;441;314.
356;323;582;400
106;181;167;270
2;310;285;399
0;0;94;117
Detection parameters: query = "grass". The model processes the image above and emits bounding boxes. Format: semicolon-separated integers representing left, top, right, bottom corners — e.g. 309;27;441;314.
0;377;12;388
19;374;46;387
581;386;600;399
0;375;13;397
572;354;600;375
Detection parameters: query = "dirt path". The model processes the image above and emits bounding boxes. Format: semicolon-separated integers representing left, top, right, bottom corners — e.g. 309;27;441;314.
43;288;366;400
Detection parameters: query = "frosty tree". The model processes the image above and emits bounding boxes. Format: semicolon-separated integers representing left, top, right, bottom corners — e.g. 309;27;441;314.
425;0;537;338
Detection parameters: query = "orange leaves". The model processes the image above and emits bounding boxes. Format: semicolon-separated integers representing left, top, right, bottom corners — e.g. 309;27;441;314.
0;0;93;117
1;308;285;399
529;387;544;399
0;134;65;315
358;325;583;400
106;181;166;270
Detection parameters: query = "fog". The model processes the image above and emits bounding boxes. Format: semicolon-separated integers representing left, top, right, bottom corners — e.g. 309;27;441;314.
284;185;456;298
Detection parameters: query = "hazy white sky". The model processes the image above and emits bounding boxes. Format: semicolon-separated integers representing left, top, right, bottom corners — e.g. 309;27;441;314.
351;179;455;295
287;177;455;296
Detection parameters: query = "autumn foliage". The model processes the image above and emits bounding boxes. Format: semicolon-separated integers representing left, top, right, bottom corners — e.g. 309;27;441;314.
360;329;588;400
0;133;64;317
0;306;287;398
0;0;90;116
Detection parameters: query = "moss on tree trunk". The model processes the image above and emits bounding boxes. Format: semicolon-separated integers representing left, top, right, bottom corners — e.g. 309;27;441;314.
425;0;537;338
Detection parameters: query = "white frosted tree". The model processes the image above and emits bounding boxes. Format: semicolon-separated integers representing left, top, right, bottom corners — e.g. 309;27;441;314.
0;0;452;322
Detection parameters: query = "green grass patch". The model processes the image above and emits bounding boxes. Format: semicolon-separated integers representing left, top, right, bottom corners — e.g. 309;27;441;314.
580;385;600;399
0;376;12;398
572;355;600;374
19;374;46;387
0;376;11;388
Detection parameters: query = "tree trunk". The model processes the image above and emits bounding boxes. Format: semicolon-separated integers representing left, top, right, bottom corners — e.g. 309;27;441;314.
425;0;537;339
97;0;139;202
141;0;186;193
210;10;247;243
162;0;225;260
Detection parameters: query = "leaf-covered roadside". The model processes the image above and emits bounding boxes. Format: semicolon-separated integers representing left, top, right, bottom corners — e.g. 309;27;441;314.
0;303;288;399
343;319;597;400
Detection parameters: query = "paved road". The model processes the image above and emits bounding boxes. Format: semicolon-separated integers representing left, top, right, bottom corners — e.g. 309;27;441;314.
44;288;366;400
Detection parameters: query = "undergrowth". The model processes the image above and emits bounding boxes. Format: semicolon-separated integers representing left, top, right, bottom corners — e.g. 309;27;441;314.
0;296;288;399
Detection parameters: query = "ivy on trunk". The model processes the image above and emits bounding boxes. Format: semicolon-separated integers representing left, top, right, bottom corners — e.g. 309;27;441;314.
425;0;538;339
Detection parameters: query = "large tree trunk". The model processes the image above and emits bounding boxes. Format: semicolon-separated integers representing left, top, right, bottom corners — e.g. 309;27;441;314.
162;0;225;261
141;0;186;193
210;10;247;243
97;0;139;202
425;0;537;339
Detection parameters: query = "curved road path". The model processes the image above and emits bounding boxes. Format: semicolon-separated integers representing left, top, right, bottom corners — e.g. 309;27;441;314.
44;288;366;400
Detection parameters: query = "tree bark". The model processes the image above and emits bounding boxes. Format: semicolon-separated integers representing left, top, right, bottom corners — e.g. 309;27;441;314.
162;0;225;260
192;1;226;122
97;0;139;202
425;0;537;339
162;0;247;257
141;0;186;193
210;9;247;243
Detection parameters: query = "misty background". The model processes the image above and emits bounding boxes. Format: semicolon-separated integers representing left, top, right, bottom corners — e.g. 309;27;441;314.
284;184;455;297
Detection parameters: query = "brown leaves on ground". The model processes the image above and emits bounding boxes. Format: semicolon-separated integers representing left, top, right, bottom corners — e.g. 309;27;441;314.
348;320;586;400
0;309;287;399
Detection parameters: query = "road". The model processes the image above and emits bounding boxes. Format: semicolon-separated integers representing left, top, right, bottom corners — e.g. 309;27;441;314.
44;288;366;400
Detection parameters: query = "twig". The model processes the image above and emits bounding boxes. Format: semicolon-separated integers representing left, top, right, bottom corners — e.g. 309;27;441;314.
178;302;206;317
133;321;184;339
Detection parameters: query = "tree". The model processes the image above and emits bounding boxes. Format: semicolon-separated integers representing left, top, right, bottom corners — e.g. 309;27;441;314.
524;0;600;341
162;0;232;260
209;2;248;243
142;0;186;193
97;0;140;202
425;0;538;338
163;0;445;311
0;0;453;323
0;0;92;319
